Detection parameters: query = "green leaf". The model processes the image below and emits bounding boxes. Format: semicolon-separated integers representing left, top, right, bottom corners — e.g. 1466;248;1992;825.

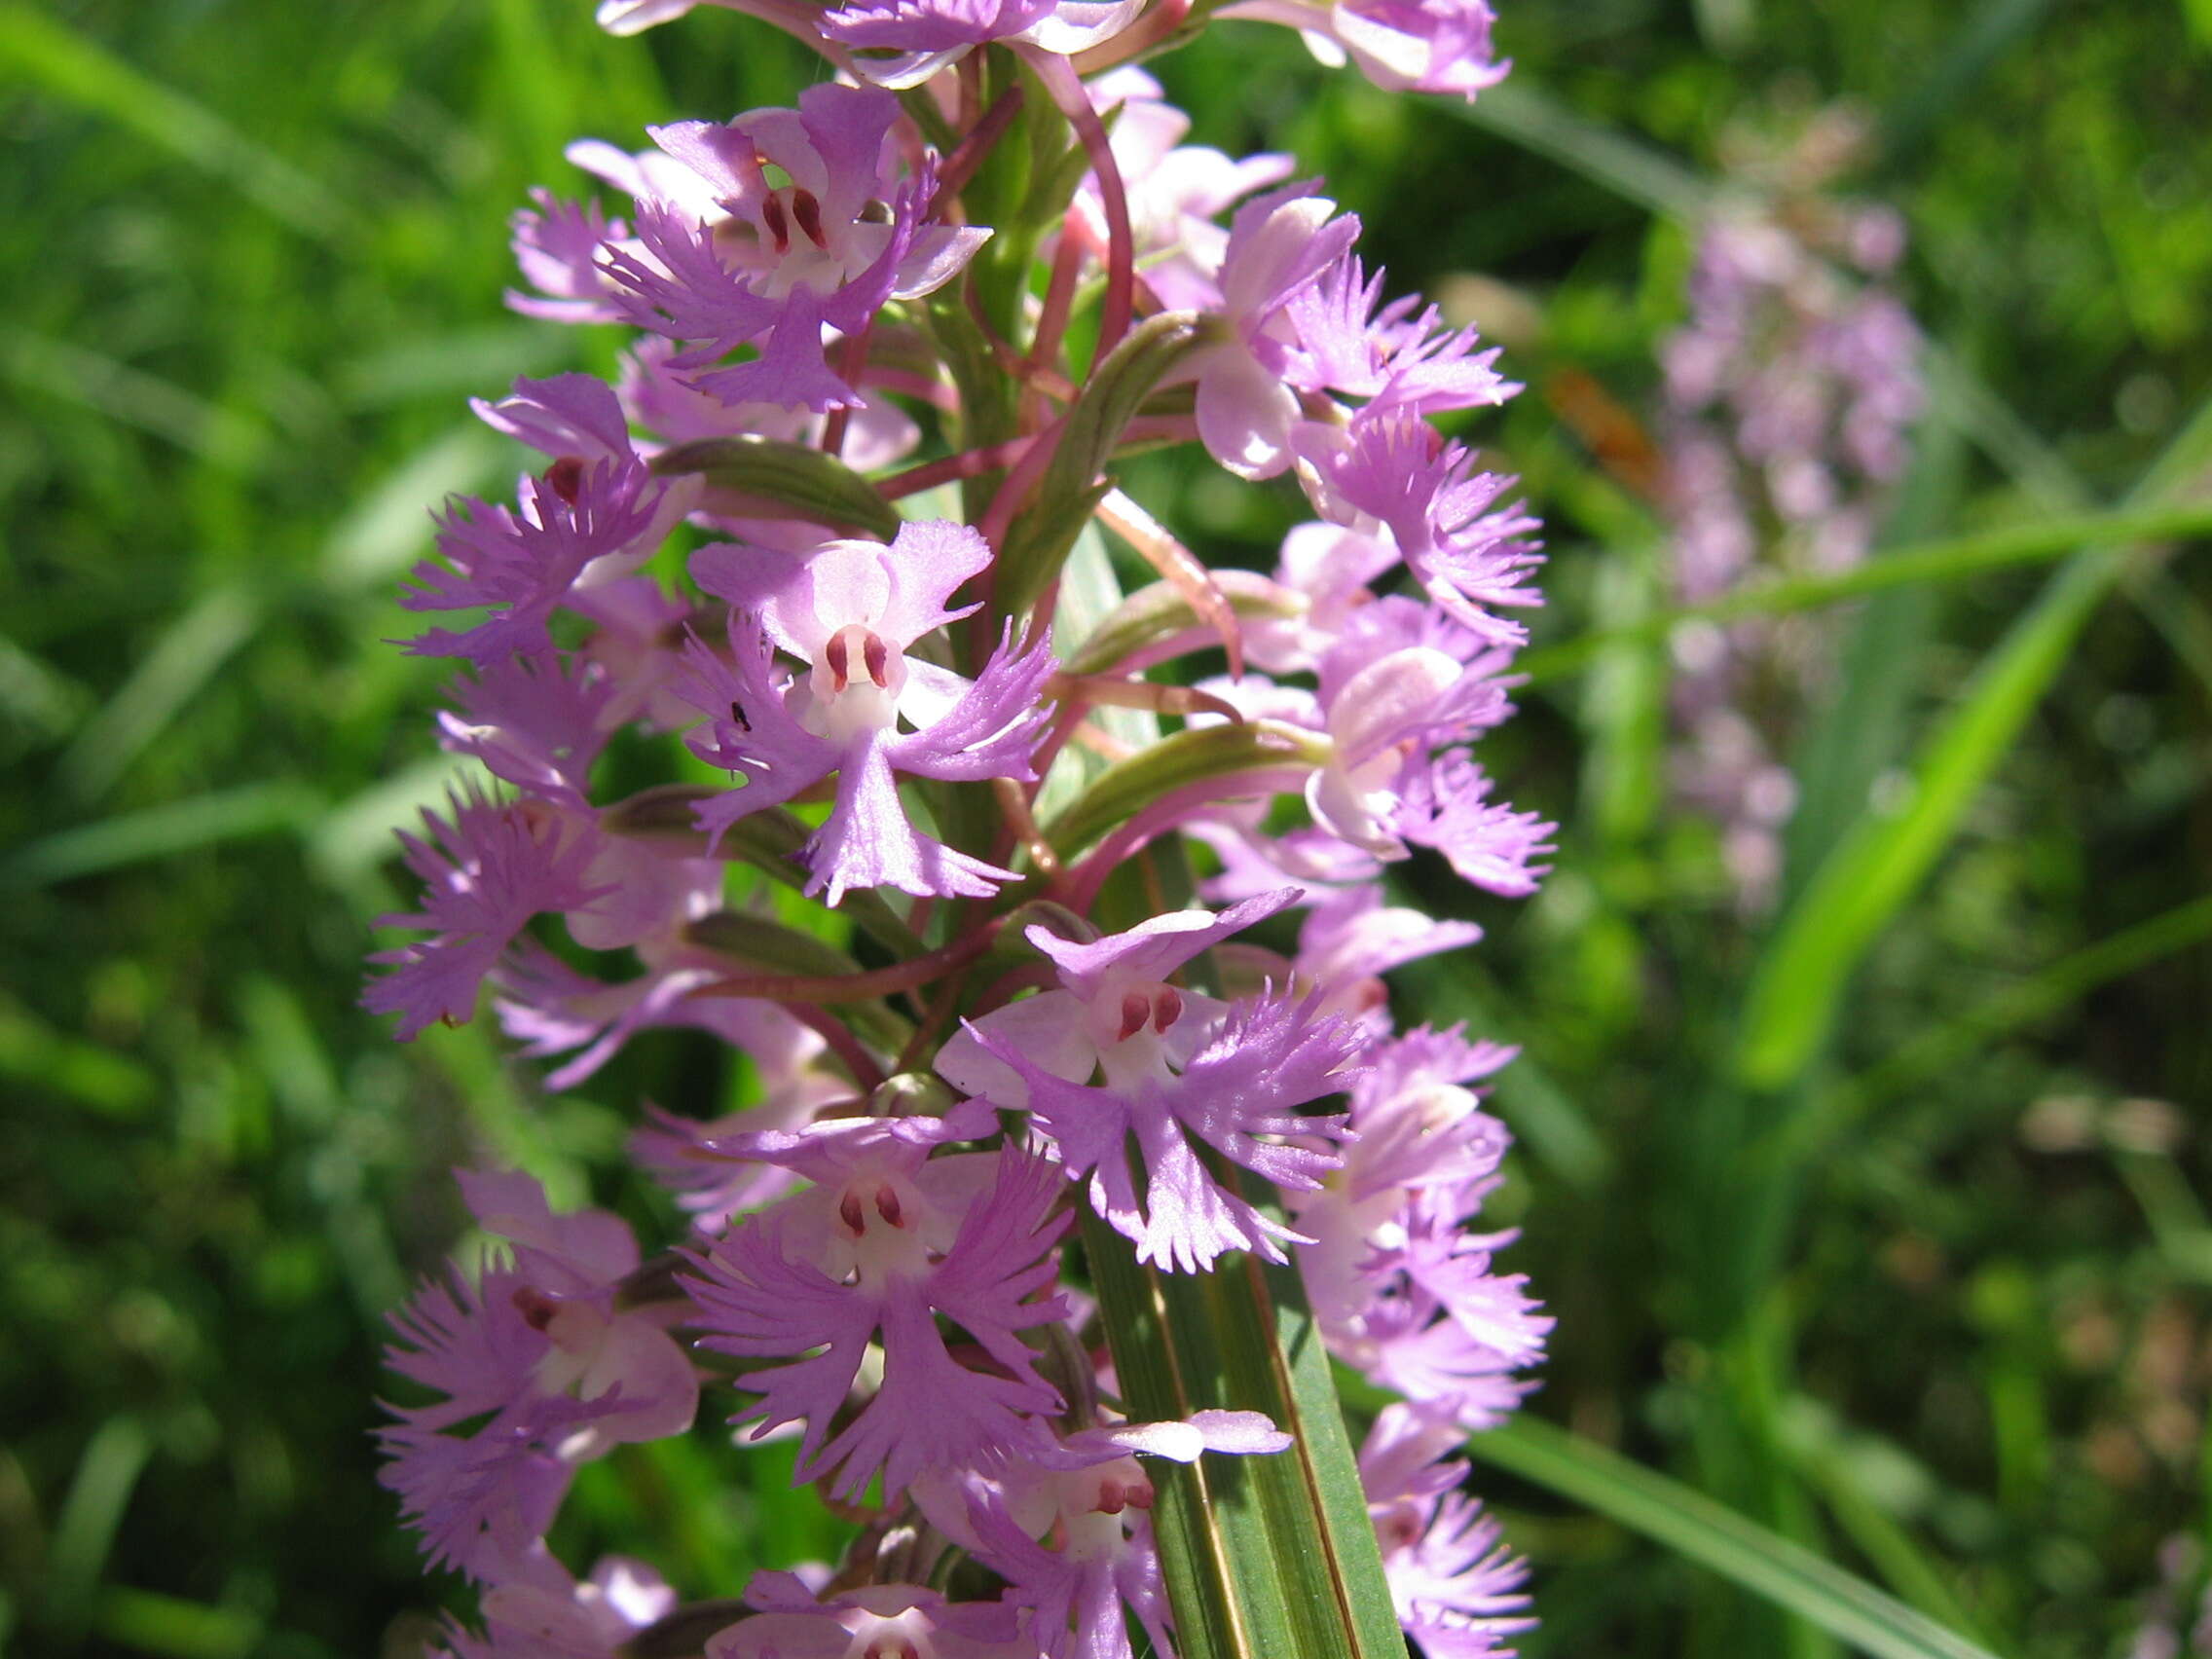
995;311;1210;617
682;910;874;982
652;435;903;540
59;585;263;802
89;1589;260;1659
45;1416;152;1632
1084;1207;1407;1659
1462;1415;2004;1659
1039;720;1327;860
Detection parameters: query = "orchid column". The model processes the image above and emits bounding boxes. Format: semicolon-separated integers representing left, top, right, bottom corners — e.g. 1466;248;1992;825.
364;7;1555;1658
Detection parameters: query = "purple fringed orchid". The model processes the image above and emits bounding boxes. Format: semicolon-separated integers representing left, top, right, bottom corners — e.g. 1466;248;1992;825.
471;373;698;567
379;1173;698;1582
1285;255;1516;424
599;85;989;411
913;1412;1289;1659
1294;885;1485;1024
368;7;1561;1650
1297;407;1545;649
1189;597;1550;896
1076;71;1297;314
1184;184;1363;481
362;788;609;1041
708;1573;1034;1659
1217;0;1509;98
1287;1026;1550;1426
439;1556;681;1659
510;189;629;324
680;521;1056;903
403;459;665;666
437;653;615;811
686;1136;1071;1500
823;0;1148;90
1359;1403;1534;1658
940;891;1363;1272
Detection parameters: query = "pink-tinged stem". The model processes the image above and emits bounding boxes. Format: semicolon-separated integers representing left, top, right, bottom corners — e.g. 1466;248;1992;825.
978;413;1071;554
1023;50;1134;358
1057;764;1314;914
820;325;873;459
866;366;959;411
966;279;1081;402
990;775;1063;878
957;50;984;129
1024;697;1089;795
1029;227;1087;386
971;961;1060;1014
692;926;994;1005
1117;415;1201;449
877;436;1037;500
1069;0;1192;73
786;1001;887;1094
1068;719;1140;762
893;965;971;1074
1049;672;1248;724
934;84;1026;209
1095;487;1247;678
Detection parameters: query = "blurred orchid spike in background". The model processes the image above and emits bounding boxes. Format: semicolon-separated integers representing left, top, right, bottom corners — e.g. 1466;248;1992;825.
1657;105;1926;915
360;1;1554;1655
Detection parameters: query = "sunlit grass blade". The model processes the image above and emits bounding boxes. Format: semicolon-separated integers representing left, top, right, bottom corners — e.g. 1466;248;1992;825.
1735;392;2212;1088
0;2;343;239
0;631;91;750
0;331;271;470
1517;500;2212;683
44;1416;152;1637
1778;1401;2000;1649
0;992;158;1117
90;1588;261;1659
1755;892;2212;1172
1734;549;2130;1088
318;425;510;592
1464;1415;2003;1659
3;782;323;890
60;587;263;802
1449;81;1711;224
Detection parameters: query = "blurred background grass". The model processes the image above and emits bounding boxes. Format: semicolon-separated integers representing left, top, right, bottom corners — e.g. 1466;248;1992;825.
3;1;2209;1656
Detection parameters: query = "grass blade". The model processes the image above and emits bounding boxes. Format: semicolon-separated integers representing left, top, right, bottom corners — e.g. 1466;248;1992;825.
1736;388;2212;1088
1464;1415;2002;1659
1757;892;2212;1172
3;782;322;889
1734;546;2130;1088
60;587;264;802
1517;501;2212;683
0;2;343;239
1450;81;1711;224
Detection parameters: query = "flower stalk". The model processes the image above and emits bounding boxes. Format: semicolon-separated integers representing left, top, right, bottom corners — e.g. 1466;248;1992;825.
360;4;1556;1656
